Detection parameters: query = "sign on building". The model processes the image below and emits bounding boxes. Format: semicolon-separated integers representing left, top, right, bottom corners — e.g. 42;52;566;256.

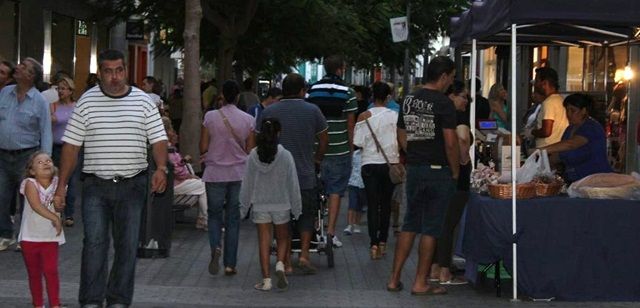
126;20;144;40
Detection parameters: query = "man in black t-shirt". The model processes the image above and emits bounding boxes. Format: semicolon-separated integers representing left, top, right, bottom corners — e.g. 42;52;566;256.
387;56;459;295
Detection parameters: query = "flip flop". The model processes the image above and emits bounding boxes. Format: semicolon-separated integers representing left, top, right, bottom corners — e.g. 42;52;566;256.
386;281;403;292
411;286;448;296
439;278;468;285
296;261;317;275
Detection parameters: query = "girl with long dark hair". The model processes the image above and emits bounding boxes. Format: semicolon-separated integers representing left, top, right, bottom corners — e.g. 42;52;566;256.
240;118;301;291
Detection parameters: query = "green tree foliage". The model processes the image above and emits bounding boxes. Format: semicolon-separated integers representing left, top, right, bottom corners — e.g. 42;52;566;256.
106;0;467;80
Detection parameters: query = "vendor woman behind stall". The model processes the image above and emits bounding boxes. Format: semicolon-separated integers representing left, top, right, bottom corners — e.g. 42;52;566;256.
539;93;612;183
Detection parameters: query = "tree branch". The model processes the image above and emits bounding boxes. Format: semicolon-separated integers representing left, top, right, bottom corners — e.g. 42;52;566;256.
236;0;258;35
201;0;228;33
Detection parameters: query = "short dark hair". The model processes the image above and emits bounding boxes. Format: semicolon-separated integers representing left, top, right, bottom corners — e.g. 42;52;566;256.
445;80;466;96
563;93;594;116
242;78;253;91
372;81;390;101
474;77;481;93
323;55;344;74
98;49;126;69
282;73;305;97
222;80;240;104
1;60;15;79
535;67;559;90
425;56;455;83
143;76;157;85
266;87;282;98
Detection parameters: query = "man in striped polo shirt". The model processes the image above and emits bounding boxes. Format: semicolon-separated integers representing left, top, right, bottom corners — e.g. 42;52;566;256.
306;55;358;248
53;49;168;307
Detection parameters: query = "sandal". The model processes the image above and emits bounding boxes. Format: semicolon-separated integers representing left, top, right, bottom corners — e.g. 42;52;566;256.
370;245;381;260
64;217;74;227
224;267;237;276
411;286;448;296
386;281;403;292
379;242;387;255
296;260;317;275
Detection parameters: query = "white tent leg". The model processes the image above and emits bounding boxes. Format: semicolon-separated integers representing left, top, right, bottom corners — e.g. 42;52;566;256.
511;24;519;302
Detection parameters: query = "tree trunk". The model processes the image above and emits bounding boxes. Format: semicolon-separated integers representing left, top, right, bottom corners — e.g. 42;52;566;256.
215;36;237;88
182;0;203;172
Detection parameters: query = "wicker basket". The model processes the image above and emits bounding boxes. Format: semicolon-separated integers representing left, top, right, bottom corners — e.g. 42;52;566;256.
535;182;563;197
488;183;537;199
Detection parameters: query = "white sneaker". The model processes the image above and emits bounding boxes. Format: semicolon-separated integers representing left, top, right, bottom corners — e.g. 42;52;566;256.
331;235;343;248
353;225;362;234
343;225;353;235
275;261;288;290
0;238;16;251
254;278;272;291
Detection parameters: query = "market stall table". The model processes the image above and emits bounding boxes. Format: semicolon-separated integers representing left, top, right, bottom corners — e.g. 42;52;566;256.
463;193;640;301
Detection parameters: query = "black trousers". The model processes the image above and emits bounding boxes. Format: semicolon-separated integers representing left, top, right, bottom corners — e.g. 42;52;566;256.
435;162;471;268
361;164;394;247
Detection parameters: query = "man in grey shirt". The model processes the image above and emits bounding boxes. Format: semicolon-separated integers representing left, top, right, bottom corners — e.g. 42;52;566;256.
256;73;328;274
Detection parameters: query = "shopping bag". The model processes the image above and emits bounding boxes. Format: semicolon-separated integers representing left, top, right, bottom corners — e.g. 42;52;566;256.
516;150;549;183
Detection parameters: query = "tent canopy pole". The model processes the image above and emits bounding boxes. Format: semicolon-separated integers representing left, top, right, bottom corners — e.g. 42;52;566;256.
510;23;519;302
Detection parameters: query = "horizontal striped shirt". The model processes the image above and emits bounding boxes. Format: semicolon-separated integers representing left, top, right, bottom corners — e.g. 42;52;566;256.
306;75;357;156
62;86;167;179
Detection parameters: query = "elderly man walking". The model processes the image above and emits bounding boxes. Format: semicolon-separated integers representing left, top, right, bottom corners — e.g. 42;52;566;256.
54;49;168;307
0;58;51;251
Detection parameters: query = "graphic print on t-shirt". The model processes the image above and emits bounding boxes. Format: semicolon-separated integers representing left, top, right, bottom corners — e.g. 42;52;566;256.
402;94;437;141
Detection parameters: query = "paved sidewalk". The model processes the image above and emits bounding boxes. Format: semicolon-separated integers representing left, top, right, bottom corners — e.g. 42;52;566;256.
0;199;638;307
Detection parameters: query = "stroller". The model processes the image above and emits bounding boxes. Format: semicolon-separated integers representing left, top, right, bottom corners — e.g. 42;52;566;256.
274;173;335;268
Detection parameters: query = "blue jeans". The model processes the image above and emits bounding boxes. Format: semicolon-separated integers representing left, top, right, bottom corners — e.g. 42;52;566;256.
52;144;82;219
206;181;241;268
0;148;37;238
321;154;352;196
79;173;147;306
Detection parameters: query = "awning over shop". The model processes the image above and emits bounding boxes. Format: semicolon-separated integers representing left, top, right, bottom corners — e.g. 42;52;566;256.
450;0;640;47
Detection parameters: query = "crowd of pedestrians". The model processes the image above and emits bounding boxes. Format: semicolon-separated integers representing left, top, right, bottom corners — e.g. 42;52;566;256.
0;51;480;307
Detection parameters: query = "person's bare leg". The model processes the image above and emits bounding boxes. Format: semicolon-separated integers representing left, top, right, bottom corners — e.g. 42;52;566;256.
274;223;289;264
347;209;355;226
299;231;313;264
387;231;417;288
391;200;400;227
327;194;341;235
431;263;441;281
283;234;293;273
439;267;453;282
257;223;272;279
412;235;437;292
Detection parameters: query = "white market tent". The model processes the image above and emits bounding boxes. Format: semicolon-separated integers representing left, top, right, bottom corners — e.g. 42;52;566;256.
449;0;640;300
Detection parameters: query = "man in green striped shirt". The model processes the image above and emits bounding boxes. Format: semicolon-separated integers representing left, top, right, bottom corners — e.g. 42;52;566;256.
306;55;358;248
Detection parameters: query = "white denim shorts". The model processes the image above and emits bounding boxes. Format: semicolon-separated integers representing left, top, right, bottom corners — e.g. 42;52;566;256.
251;209;290;225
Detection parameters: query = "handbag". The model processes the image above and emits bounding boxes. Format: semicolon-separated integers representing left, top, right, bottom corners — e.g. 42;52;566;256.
364;119;405;184
219;109;249;154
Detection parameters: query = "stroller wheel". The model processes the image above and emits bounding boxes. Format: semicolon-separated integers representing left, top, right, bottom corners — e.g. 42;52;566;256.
326;236;334;268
